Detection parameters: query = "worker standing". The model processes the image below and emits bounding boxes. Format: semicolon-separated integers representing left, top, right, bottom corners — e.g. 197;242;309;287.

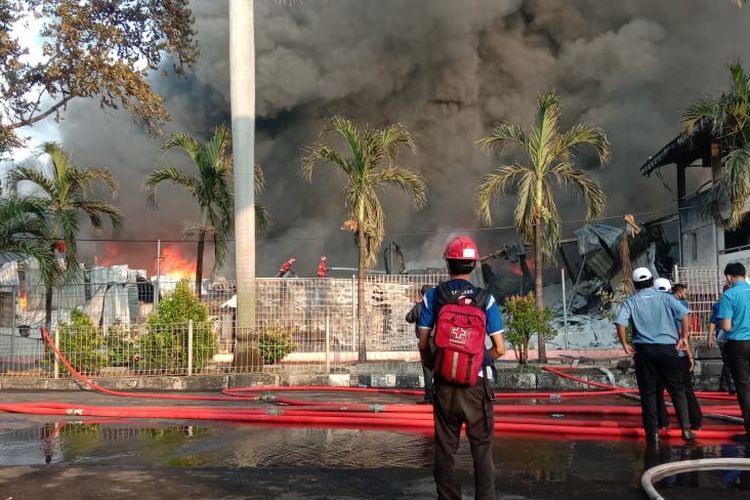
716;262;750;442
614;268;694;443
418;236;505;500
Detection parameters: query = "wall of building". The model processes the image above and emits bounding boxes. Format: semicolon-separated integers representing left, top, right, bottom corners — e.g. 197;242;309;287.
680;190;718;267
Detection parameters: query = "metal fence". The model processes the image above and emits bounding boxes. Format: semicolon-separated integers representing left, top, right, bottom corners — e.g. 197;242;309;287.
674;266;724;341
0;274;447;378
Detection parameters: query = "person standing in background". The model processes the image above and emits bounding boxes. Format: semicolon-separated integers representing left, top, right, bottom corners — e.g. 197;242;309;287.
407;284;434;404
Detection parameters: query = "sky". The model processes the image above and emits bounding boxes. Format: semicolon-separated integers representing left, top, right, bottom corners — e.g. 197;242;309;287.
8;0;750;277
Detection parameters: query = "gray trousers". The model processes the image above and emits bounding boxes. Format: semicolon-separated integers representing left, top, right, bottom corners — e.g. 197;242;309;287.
433;380;495;500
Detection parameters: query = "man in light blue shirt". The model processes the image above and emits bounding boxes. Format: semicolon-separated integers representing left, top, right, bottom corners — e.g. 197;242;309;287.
716;262;750;441
614;267;694;442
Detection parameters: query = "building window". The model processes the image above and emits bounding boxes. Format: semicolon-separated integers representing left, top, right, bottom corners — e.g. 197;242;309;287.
691;232;698;261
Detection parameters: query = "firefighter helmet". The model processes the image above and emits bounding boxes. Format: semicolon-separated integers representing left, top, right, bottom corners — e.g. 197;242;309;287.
443;236;479;261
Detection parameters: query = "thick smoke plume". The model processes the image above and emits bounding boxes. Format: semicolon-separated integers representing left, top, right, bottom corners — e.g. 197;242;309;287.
55;0;750;277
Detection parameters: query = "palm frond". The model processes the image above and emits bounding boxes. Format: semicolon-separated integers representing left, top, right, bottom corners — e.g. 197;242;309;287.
555;124;612;165
681;98;719;134
78;201;123;233
474;164;529;224
704;146;750;229
476;122;529;154
370;168;427;209
6;165;56;197
550;163;607;221
75;167;119;196
302;145;353;181
378;123;416;164
255;204;271;235
144;167;199;207
162;133;200;161
255;164;265;192
533;90;561;169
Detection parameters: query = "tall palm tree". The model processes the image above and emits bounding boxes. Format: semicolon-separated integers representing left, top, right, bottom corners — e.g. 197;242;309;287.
0;196;59;284
8;142;123;328
476;91;611;363
303;115;428;361
145;124;234;296
682;62;750;229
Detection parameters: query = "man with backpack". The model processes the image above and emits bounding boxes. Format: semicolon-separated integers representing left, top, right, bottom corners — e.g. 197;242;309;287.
418;235;505;500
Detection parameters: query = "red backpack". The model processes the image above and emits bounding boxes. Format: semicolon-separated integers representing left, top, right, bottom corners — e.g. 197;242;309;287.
433;283;488;386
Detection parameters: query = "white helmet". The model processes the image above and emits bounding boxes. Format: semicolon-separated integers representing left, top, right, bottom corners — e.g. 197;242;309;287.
654;277;672;292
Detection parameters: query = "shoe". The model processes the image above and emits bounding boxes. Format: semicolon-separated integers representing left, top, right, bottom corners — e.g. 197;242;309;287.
646;432;660;444
690;425;703;431
731;433;750;442
681;429;696;441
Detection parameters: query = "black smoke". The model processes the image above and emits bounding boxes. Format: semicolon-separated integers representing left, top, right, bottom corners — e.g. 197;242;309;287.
55;0;750;277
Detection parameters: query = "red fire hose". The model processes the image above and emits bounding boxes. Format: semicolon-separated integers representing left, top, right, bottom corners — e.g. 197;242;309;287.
0;327;739;442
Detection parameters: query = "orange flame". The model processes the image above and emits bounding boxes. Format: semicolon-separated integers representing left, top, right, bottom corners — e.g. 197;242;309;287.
159;245;195;280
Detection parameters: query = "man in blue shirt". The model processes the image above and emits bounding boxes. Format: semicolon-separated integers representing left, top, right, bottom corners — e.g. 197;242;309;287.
716;262;750;442
707;287;735;393
614;267;694;442
418;235;505;500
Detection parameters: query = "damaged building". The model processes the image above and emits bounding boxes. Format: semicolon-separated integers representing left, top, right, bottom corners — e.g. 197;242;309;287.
641;118;750;269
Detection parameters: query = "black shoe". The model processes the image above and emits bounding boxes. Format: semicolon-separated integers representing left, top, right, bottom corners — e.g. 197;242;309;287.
646;432;660;444
731;433;750;442
681;429;696;441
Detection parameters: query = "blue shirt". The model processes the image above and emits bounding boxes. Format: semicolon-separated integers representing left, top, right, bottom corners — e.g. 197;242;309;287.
418;279;504;336
709;301;728;344
614;288;689;344
717;280;750;341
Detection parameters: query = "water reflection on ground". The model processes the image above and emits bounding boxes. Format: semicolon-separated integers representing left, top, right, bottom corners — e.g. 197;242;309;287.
0;421;748;497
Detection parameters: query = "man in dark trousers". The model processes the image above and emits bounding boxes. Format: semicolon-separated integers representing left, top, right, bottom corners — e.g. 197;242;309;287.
418;235;505;500
614;267;695;443
407;284;434;403
716;262;750;442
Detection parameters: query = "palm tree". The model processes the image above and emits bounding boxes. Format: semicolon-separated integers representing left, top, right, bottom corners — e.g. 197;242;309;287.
476;91;611;363
0;196;59;284
8;142;123;328
145;125;234;296
682;63;750;229
303;115;427;361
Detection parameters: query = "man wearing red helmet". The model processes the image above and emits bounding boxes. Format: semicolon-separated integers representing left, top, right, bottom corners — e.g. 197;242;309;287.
418;235;505;500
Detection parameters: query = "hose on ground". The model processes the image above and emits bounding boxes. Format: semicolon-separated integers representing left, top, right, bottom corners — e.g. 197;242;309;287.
641;458;750;499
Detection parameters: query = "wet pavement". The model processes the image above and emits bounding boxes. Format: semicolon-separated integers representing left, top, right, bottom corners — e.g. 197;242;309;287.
0;391;748;499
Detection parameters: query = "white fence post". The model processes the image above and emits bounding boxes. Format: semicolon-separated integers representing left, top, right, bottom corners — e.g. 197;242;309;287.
561;268;568;350
325;308;330;374
53;326;60;379
187;319;194;376
351;274;356;355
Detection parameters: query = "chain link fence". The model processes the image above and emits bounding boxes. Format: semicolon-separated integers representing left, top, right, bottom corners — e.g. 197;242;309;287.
0;274;447;378
674;266;725;341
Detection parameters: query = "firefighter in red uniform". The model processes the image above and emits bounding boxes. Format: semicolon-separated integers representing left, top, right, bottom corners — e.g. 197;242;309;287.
277;258;296;277
317;256;328;278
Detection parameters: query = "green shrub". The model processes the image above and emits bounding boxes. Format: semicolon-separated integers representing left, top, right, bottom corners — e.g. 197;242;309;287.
257;324;297;364
140;280;217;372
105;323;139;368
503;293;556;365
58;308;106;375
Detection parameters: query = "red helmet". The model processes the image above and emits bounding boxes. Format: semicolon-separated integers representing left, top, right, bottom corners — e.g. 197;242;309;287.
443;236;479;261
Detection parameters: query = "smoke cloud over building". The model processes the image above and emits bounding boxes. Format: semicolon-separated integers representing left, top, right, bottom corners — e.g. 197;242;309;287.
54;0;750;276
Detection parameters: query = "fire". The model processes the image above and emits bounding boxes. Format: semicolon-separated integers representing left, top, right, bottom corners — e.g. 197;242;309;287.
97;242;121;267
159;245;195;280
509;258;535;277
